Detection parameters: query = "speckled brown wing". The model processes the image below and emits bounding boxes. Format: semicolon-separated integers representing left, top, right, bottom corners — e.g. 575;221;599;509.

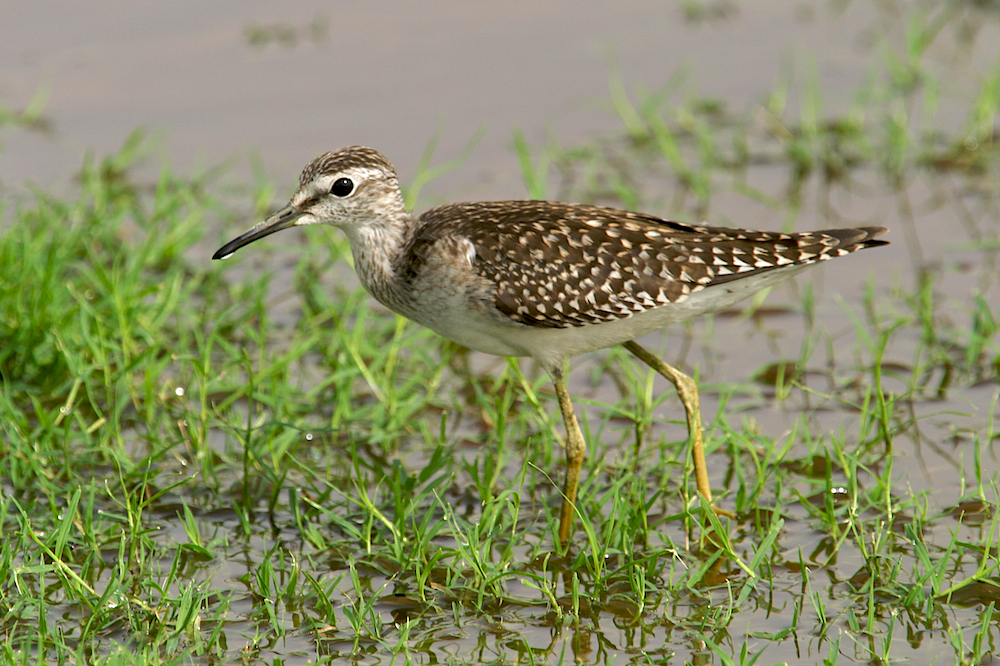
414;201;887;330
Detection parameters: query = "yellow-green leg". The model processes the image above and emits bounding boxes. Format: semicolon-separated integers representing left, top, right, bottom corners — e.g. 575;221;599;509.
553;344;729;545
622;340;727;514
552;365;586;545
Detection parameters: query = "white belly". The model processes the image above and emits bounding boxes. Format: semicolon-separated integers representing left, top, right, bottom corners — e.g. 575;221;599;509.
398;263;809;370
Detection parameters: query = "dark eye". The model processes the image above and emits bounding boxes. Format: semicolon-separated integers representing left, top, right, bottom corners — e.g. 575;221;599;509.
330;177;354;197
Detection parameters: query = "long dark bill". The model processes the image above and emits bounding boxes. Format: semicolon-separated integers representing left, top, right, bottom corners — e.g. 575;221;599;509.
212;205;304;260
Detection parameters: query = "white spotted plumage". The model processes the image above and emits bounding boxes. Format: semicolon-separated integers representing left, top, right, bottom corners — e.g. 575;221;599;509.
212;145;889;542
217;146;888;373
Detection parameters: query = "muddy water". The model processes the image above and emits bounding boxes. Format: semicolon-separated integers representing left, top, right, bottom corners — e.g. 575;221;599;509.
1;1;896;194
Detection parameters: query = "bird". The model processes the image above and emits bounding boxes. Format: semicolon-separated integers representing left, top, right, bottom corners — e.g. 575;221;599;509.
213;145;888;545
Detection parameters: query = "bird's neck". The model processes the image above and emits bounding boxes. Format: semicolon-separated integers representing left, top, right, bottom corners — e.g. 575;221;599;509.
343;208;419;306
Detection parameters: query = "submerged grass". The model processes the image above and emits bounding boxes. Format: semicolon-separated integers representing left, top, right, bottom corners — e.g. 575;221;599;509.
3;4;1000;665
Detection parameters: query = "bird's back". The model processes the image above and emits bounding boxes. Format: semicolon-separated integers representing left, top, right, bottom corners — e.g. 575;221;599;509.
404;201;886;332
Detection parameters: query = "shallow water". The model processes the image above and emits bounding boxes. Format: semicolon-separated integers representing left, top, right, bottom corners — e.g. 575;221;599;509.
7;0;994;197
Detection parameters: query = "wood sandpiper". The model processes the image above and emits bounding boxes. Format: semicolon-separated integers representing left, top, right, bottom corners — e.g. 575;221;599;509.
214;146;888;544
